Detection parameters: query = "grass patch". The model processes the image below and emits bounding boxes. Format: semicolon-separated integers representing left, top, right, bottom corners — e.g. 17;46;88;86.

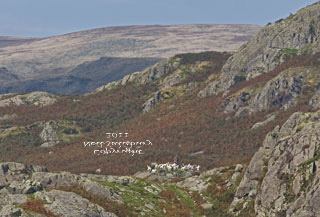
283;49;298;55
94;178;164;216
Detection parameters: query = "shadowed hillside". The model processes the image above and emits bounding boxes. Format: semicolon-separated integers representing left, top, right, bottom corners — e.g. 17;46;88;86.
0;24;261;94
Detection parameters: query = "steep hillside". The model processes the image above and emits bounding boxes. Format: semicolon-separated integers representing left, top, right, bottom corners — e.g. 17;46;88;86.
0;49;315;176
0;24;261;94
199;1;320;97
2;2;320;174
194;2;320;119
0;51;238;174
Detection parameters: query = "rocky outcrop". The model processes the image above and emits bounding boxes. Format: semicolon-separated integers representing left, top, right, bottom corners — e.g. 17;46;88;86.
0;162;122;217
309;88;320;109
81;173;138;186
134;166;195;183
91;57;182;113
0;114;17;120
0;194;31;217
0;162;47;189
251;113;276;129
92;59;181;94
141;58;222;112
39;121;60;148
0;92;56;107
199;2;320;97
0;160;249;216
35;190;118;217
94;54;223;112
231;110;320;217
177;165;243;192
31;171;122;201
221;67;320;117
142;91;165;112
248;70;304;112
222;92;252;114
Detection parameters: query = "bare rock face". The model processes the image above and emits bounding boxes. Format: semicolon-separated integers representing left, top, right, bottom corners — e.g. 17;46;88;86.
231;110;320;217
248;70;304;112
0;92;56;107
199;2;320;97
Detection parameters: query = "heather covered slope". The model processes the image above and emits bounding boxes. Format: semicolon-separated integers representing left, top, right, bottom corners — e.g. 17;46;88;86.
2;2;320;216
1;50;318;176
0;24;260;94
2;1;320;174
0;51;236;174
3;110;320;217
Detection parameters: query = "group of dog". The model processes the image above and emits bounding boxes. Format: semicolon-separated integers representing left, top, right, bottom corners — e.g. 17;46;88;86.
147;162;200;173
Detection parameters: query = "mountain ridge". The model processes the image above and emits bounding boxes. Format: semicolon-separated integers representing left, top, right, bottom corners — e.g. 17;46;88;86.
199;2;320;98
0;24;261;94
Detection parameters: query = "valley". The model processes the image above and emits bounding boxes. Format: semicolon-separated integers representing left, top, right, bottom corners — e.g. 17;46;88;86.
1;2;320;216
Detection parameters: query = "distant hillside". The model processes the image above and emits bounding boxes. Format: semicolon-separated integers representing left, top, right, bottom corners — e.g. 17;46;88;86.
0;36;38;48
0;24;261;94
0;57;162;94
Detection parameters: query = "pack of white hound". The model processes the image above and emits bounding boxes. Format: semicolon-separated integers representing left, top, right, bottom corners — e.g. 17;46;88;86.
147;162;200;173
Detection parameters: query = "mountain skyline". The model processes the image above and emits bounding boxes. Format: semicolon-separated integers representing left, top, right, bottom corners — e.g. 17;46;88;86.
0;0;318;37
0;24;260;94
